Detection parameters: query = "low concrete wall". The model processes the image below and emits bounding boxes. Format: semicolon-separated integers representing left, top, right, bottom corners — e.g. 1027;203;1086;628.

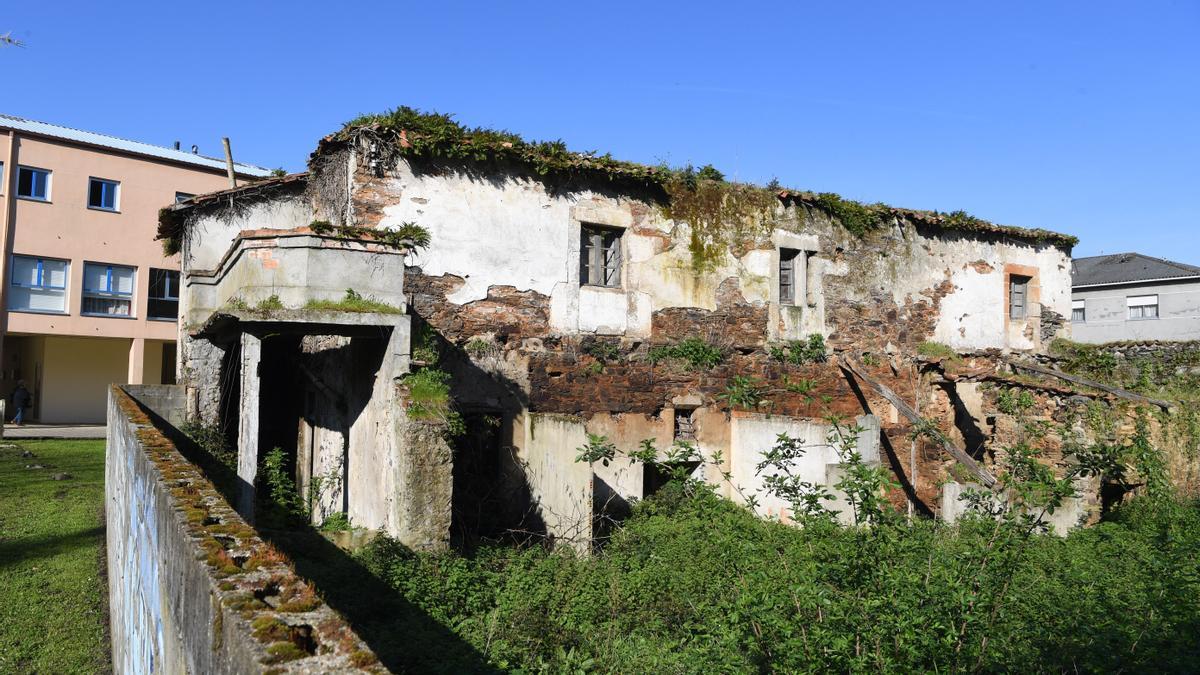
125;384;187;427
105;386;380;673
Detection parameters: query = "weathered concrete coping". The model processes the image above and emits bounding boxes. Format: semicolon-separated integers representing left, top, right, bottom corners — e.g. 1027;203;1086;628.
106;385;383;673
191;309;407;339
187;230;408;281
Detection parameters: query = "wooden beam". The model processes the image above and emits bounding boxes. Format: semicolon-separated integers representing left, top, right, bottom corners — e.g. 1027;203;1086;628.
1003;358;1173;411
839;356;999;490
222;137;237;189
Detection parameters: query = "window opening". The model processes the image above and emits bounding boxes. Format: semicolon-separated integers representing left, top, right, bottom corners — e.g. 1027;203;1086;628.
148;268;180;320
16;166;50;200
1127;295;1158;320
88;177;119;210
779;248;799;304
673;408;696;442
1009;275;1031;319
9;255;68;312
1071;300;1085;323
82;262;135;316
580;224;622;287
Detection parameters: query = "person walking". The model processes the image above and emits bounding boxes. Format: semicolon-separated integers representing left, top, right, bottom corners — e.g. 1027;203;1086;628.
10;380;32;426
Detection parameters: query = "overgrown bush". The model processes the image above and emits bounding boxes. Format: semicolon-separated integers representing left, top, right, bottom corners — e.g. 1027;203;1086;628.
647;337;725;369
768;334;827;365
181;421;235;471
402;367;465;437
356;483;1200;673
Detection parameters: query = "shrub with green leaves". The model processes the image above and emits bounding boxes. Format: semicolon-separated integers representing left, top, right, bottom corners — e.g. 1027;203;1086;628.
355;482;1200;673
718;376;766;410
647;337;724;369
768;334;827;365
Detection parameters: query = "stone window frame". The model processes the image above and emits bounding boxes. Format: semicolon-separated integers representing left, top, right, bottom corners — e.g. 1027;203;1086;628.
579;223;623;288
569;204;632;291
1003;263;1040;326
779;248;801;305
1009;275;1031;319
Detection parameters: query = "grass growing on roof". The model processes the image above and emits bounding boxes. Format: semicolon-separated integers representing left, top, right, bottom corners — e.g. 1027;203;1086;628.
334;105;1080;250
0;439;110;673
304;289;402;315
917;340;960;362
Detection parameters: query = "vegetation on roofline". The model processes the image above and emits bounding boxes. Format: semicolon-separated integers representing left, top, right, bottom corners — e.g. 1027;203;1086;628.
336;106;1079;253
309;220;431;250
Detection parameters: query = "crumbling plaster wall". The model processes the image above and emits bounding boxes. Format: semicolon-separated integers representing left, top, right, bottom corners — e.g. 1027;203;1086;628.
352;158;1071;353
183;234;408;326
519;413;595;550
183;197;312;272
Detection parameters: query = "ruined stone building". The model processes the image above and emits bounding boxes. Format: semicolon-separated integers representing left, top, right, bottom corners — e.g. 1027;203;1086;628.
158;109;1094;550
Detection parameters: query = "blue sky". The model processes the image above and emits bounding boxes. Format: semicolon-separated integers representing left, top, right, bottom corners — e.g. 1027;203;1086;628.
4;1;1197;260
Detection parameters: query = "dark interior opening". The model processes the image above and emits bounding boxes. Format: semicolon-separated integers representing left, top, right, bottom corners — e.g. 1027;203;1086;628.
643;460;701;497
451;411;506;546
257;335;305;499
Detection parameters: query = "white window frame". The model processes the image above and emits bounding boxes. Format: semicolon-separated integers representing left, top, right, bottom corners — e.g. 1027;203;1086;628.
1071;299;1086;323
1127;294;1158;321
16;165;51;202
87;177;120;212
82;262;136;318
8;254;69;314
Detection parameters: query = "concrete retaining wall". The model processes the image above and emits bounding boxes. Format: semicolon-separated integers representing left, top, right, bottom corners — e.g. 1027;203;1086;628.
105;386;379;673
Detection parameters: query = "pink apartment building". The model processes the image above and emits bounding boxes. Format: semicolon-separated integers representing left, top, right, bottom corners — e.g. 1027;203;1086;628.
0;115;270;423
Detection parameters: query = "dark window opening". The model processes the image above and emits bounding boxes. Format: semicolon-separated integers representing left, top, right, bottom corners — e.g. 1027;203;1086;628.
88;177;119;210
779;248;800;304
644;460;702;498
17;166;49;200
1009;275;1031;319
580;224;622;287
149;268;180;320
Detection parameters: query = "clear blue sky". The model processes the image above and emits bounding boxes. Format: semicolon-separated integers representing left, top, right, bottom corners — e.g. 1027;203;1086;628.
5;2;1197;260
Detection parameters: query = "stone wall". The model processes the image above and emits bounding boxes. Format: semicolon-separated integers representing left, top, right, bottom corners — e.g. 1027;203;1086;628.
106;385;380;673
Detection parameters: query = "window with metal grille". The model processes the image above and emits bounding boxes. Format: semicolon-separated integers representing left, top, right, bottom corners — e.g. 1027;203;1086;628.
1127;295;1158;320
1009;275;1031;319
580;224;622;287
779;248;800;304
148;268;180;320
82;262;135;316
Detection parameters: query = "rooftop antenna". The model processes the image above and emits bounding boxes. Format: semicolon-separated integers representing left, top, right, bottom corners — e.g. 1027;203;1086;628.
222;137;237;188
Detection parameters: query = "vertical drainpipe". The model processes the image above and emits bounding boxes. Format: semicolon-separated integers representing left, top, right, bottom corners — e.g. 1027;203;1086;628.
0;129;18;369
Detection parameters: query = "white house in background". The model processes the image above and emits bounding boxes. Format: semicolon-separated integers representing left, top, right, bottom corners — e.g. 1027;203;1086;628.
1071;252;1200;343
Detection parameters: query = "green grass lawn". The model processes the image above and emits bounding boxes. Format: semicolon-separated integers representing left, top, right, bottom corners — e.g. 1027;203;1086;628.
0;439;110;674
